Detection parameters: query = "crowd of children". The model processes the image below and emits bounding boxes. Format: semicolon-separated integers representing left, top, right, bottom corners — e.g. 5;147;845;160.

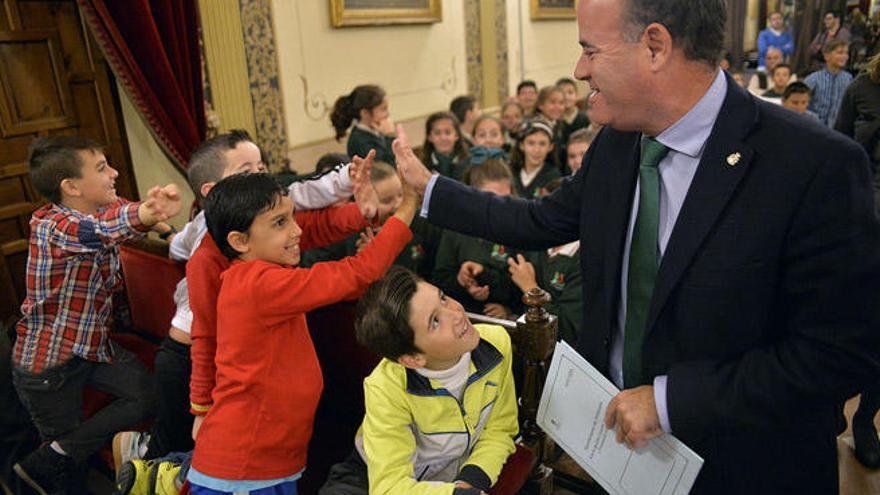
7;76;594;495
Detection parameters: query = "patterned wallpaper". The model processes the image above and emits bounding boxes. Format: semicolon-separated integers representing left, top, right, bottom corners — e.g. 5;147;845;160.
464;0;509;105
239;0;289;170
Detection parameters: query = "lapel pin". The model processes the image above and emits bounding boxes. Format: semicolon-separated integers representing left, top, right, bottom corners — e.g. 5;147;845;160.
726;152;742;167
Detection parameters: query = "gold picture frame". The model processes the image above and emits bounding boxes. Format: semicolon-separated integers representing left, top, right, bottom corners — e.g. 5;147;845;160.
330;0;442;27
530;0;576;20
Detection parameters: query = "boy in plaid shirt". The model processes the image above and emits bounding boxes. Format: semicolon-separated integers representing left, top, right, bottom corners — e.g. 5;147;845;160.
11;136;181;494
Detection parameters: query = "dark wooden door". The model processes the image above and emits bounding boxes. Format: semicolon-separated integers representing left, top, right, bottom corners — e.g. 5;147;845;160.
0;0;138;323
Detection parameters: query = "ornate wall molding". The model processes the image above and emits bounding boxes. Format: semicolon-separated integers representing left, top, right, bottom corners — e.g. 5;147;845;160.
465;0;509;107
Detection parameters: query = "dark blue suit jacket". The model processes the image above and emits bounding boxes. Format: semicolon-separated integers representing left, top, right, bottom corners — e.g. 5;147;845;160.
426;76;880;494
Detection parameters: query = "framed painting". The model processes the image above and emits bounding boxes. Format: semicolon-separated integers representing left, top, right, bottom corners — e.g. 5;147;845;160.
530;0;576;20
330;0;443;27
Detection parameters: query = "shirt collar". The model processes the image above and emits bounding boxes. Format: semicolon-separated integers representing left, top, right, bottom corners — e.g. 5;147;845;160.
655;69;728;159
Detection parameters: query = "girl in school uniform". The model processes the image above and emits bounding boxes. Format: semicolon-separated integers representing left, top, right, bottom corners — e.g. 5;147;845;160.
331;85;396;166
510;118;561;199
419;111;469;181
433;159;528;320
501;101;524;151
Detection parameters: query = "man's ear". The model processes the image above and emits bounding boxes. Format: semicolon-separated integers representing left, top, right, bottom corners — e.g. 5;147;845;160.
60;178;81;199
200;181;216;199
398;353;427;370
643;22;673;68
227;230;250;255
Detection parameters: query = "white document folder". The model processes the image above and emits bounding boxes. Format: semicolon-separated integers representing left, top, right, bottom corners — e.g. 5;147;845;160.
537;341;704;495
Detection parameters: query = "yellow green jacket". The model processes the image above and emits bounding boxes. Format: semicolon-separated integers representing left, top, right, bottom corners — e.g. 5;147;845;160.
355;324;518;495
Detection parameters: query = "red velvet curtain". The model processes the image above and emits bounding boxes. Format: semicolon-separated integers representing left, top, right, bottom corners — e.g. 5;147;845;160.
78;0;205;169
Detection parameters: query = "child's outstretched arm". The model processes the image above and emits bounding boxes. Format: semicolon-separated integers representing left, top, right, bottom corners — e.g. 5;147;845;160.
288;162;353;210
50;185;178;254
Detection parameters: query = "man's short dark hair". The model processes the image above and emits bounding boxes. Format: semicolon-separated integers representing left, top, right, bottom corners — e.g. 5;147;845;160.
356;266;423;361
783;81;811;100
771;63;792;77
517;80;537;94
825;10;840;19
450;95;477;124
622;0;727;67
187;129;259;198
28;136;104;204
203;172;287;260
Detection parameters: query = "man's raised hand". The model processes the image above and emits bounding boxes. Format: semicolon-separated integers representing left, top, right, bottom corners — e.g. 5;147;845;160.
392;124;433;195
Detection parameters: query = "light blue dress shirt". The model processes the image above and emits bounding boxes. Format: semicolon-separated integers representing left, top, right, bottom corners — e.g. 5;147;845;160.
421;70;728;434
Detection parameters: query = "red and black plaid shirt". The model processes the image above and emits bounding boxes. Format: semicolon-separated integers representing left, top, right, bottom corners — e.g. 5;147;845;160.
13;200;148;374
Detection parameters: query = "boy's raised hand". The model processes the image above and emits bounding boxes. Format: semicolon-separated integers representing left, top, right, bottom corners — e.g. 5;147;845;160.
392;124;433;195
138;184;181;226
393;158;421;226
352;150;379;221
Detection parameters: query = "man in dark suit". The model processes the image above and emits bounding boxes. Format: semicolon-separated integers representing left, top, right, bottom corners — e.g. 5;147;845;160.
393;0;880;493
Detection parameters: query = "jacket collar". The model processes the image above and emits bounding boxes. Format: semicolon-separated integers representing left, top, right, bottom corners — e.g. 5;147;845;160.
405;337;504;396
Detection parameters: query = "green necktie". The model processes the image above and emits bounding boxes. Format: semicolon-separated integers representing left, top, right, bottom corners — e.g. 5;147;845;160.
623;137;669;388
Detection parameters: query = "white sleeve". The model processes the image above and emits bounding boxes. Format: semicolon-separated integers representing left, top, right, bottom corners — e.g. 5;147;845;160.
287;163;354;210
168;213;205;261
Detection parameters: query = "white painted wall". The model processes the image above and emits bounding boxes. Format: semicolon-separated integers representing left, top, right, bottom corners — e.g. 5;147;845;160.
272;0;469;172
118;83;193;229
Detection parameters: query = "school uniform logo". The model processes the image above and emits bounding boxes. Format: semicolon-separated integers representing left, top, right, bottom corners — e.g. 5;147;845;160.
550;271;566;291
410;244;425;262
490;244;509;263
533;187;549;198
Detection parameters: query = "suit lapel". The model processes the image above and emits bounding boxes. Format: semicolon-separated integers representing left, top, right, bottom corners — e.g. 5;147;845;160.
645;78;760;334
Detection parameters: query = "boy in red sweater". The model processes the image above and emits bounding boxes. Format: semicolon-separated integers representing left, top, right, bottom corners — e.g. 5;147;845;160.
186;171;417;494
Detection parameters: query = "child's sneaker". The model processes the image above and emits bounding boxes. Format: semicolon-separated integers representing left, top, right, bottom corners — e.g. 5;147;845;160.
12;444;75;495
112;431;150;474
114;459;155;495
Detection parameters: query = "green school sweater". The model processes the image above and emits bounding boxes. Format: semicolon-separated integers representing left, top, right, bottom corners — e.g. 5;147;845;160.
528;247;583;345
347;125;396;166
514;163;562;199
433;231;527;314
430;152;471;182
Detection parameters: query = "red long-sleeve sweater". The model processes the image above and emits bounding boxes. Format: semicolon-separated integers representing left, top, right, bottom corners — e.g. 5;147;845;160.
191;216;411;479
188;203;369;414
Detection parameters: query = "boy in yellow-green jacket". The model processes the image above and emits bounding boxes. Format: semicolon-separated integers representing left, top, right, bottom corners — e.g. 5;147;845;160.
320;266;518;495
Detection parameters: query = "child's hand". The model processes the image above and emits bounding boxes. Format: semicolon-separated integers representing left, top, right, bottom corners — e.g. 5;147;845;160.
355;227;376;253
507;254;538;292
484;303;512;320
138;184;181;226
393;166;420;226
457;261;483;288
467;284;490;302
352;150;379;221
393;124;434;195
192;415;205;440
